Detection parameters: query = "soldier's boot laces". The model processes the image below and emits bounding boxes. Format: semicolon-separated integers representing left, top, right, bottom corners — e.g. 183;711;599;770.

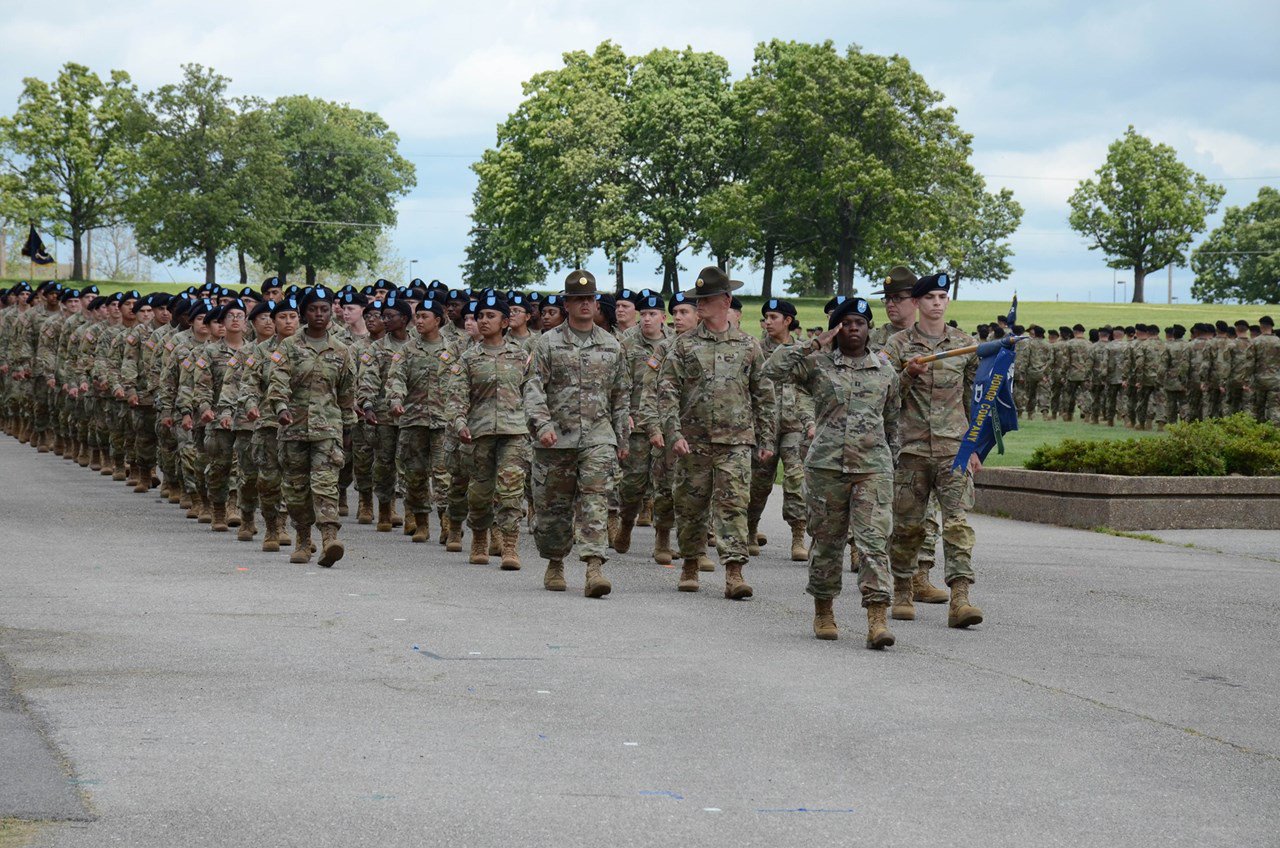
376;500;393;532
289;526;313;564
402;511;416;536
636;498;653;527
211;502;229;532
724;562;753;601
489;527;503;557
236;510;257;542
677;559;701;592
500;528;521;570
607;513;621;550
357;493;374;525
584;557;611;599
912;565;949;604
653;526;673;565
891;576;916;620
469;528;490;565
261;513;281;553
948;577;984;629
697;554;715;573
866;603;896;649
412;512;430;543
437;511;448;545
790;522;809;562
317;526;344;568
446;523;464;553
543;559;567;592
813;597;838;641
338;489;349;518
613;507;636;554
747;521;760;556
226;493;240;526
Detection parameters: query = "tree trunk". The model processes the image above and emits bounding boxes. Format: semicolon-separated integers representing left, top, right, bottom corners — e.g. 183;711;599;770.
761;239;777;300
275;243;288;284
614;255;624;291
204;244;217;285
238;247;248;285
71;226;84;281
305;265;317;286
85;230;92;282
951;272;962;301
716;253;729;272
0;222;6;278
1132;265;1146;303
836;199;855;297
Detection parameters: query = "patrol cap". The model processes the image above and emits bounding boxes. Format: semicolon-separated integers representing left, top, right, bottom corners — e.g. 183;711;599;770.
248;301;274;321
668;291;693;314
910;273;950;299
476;294;510;317
416;299;445;320
824;295;849;315
272;296;300;316
871;266;918;297
828;296;874;329
382;298;413;320
637;293;666;312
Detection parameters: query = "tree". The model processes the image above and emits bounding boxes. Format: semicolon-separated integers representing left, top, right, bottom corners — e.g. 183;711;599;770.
0;62;139;280
265;95;415;286
94;223;154;281
1190;186;1280;303
1068;127;1224;303
129;65;286;285
918;177;1023;299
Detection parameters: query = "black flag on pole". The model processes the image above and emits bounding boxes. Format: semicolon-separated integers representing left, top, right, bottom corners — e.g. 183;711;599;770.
21;224;55;265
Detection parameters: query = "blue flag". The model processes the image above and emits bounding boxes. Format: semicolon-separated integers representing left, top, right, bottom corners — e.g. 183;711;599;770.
952;296;1020;472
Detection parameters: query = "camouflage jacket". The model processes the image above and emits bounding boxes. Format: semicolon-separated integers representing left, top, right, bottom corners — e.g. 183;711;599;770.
238;337;281;430
212;340;255;430
1106;340;1129;385
1022;337;1052;380
266;331;356;442
1207;337;1233;384
33;310;65;381
869;322;911;353
763;342;899;475
90;323;123;397
1187;338;1213;387
1252;334;1280;391
1138;338;1167;386
1229;336;1254;385
760;335;815;437
1162;339;1190;391
506;330;538;355
449;339;529;438
656;323;775;448
384;333;453;429
153;328;196;418
1049;342;1069;383
1065;337;1092;381
635;333;676;439
621;326;672;416
524;323;630;449
357;333;410;419
882;323;976;460
1089;342;1108;384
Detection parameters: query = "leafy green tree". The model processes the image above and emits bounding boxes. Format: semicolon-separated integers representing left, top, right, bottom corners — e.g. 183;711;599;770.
917;176;1023;299
129;65;286;285
0;62;139;280
265;95;415;286
1068;127;1224;303
1190;186;1280;303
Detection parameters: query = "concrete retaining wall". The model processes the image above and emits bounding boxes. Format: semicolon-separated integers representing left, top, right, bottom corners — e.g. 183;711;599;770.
972;467;1280;530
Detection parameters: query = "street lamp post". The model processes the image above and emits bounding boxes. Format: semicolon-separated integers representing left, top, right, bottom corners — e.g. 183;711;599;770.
409;259;419;282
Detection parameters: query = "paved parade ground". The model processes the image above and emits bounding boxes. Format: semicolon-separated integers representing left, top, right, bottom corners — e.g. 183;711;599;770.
2;438;1278;848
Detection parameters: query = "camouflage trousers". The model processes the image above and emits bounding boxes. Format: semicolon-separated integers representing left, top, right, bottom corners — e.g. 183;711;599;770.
446;436;473;527
1102;384;1123;422
1183;386;1205;422
1018;376;1050;417
532;444;616;563
674;443;751;566
467;434;528;534
176;423;207;497
1226;383;1248;415
1061;380;1089;419
1131;385;1167;427
398;426;449;514
340;421;373;497
131;406;158;472
110;400;132;466
372;423;400;501
618;431;674;530
1202;387;1226;420
890;453;976;585
805;468;892;604
1257;387;1280;425
32;381;52;435
203;426;237;504
280;437;343;531
1049;379;1064;415
748;431;807;530
252;428;283;515
157;413;179;488
1164;389;1186;425
919;494;941;565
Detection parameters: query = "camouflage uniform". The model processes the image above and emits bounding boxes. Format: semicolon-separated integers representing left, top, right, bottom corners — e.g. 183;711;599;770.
748;335;813;536
882;324;978;586
1253;332;1280;424
1185;335;1211;422
524;324;630;563
618;325;675;532
763;341;899;604
1162;335;1189;424
657;324;775;567
384;333;453;517
1227;335;1254;415
1019;336;1052;419
1104;338;1128;424
119;319;164;478
1049;340;1067;417
239;336;285;525
1204;336;1232;419
441;324;475;532
358;333;410;504
191;339;248;505
450;338;529;536
1061;334;1091;420
1132;337;1167;428
266;332;356;533
343;332;376;506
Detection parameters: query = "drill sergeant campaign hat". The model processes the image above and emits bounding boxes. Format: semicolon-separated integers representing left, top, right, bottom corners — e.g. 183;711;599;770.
828;296;875;329
683;266;742;299
560;269;600;297
871;265;919;297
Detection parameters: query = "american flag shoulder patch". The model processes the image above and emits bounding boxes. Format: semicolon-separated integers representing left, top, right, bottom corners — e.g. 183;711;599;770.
145;339;157;350
391;352;402;363
270;351;284;363
646;355;660;370
181;358;192;370
359;351;373;364
195;357;208;369
245;356;256;367
165;341;175;351
439;350;451;361
126;334;137;345
227;357;239;367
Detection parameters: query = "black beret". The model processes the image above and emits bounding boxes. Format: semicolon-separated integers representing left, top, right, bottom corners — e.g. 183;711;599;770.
169;297;192;317
299;287;333;311
508;293;528;309
416;299;445;320
525;291;543;303
1260;315;1274;327
81;285;99;296
409;278;425;288
336;291;367;307
668;291;693;314
248;301;274;321
382;298;413;320
360;285;377;297
542;295;563;309
476;294;510;317
89;296;107;310
828;297;874;329
272;296;300;316
910;273;950;299
188;300;213;320
260;277;281;294
761;298;797;319
447;288;469;304
374;278;394;290
824;295;849;315
206;304;227;323
730;297;743;311
637;293;666;312
223;298;247;314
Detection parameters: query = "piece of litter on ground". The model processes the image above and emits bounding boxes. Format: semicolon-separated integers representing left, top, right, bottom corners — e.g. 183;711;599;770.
537;734;548;740
536;690;551;694
703;808;721;813
412;645;420;651
393;618;406;622
468;651;482;655
235;567;249;572
623;742;639;746
347;593;359;597
662;564;675;569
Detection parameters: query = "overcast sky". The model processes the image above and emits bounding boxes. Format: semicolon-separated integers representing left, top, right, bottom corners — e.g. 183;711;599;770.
3;0;1278;302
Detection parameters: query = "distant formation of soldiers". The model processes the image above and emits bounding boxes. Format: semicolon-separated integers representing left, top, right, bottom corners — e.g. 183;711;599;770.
12;269;1270;647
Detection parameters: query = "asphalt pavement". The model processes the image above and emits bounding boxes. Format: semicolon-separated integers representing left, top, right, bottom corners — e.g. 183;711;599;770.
1;437;1278;848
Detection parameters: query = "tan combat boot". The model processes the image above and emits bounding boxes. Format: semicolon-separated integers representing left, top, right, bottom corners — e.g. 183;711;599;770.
543;559;567;592
226;492;240;526
289;525;313;564
678;558;701;592
446;523;463;553
469;528;490;564
112;464;127;481
790;522;809;562
912;566;949;604
489;527;503;556
412;512;430;543
653;526;673;565
376;500;393;532
747;521;761;556
236;510;257;542
317;526;344;568
391;502;404;528
606;513;621;550
500;528;521;570
167;484;182;504
437;511;448;545
866;603;896;649
697;554;715;573
89;448;102;472
338;489;349;517
614;507;636;554
261;512;281;553
755;529;768;547
77;444;92;467
636;498;653;527
724;562;753;600
402;512;416;536
584;557;611;598
197;494;213;524
948;578;984;628
182;492;196;517
891;576;915;620
813;597;838;640
357;492;374;525
211;502;229;532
